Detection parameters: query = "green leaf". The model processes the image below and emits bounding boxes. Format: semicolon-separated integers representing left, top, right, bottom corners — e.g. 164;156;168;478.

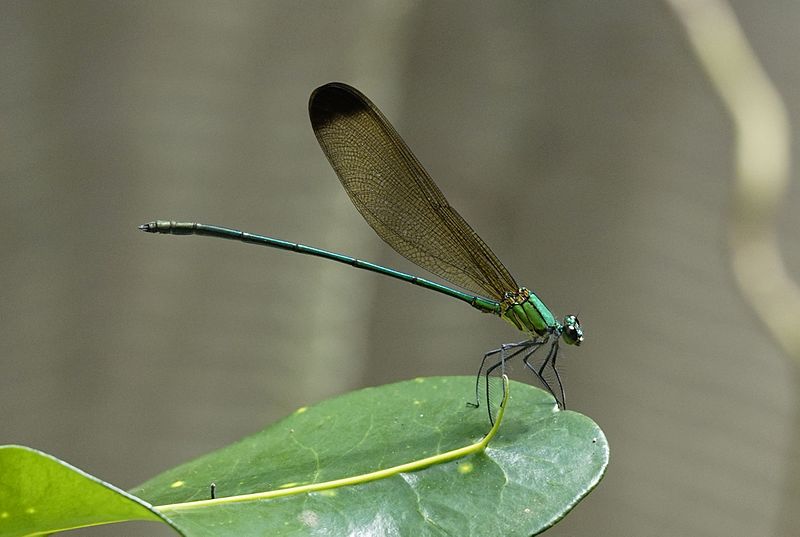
0;445;174;537
0;377;607;537
135;376;608;536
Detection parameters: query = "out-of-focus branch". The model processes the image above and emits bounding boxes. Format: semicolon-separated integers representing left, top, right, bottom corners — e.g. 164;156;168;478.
667;0;800;360
667;2;800;535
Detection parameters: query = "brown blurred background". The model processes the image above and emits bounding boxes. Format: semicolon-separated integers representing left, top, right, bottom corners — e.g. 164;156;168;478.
2;1;798;536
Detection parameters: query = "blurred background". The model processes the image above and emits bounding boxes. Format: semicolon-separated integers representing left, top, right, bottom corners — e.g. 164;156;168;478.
2;1;798;535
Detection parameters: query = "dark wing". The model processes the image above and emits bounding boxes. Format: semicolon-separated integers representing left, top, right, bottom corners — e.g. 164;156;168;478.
309;82;518;300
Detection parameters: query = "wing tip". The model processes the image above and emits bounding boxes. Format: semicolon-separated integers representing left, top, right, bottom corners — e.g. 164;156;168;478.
309;82;369;129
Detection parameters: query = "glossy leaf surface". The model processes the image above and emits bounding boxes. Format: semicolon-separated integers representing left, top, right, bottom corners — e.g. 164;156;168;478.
136;377;608;536
0;445;170;537
0;377;607;536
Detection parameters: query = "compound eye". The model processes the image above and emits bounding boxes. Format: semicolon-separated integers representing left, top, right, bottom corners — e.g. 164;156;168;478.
562;316;584;346
566;325;578;341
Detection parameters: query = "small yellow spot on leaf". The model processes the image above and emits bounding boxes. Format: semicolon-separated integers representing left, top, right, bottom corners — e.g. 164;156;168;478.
25;507;35;514
279;482;300;489
414;377;425;383
317;489;336;497
295;406;308;414
413;400;421;405
0;512;8;519
457;462;474;474
170;480;185;488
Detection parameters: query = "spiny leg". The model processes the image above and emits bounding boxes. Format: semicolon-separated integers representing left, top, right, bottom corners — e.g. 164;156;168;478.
522;342;553;399
467;346;504;409
482;342;543;424
468;340;533;409
538;340;565;408
549;344;566;409
523;338;561;407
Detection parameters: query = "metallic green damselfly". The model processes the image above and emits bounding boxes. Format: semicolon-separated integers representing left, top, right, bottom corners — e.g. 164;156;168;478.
141;83;584;417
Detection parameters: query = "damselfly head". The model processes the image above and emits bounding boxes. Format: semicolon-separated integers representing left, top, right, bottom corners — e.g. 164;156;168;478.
561;315;584;346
